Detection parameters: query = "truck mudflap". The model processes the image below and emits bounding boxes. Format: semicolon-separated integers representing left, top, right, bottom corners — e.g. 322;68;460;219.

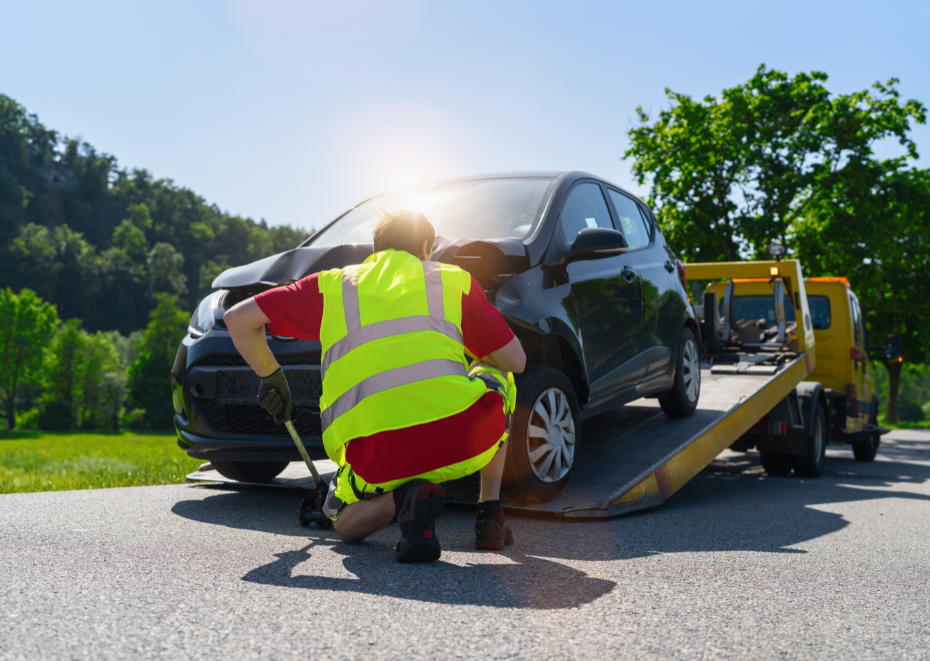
189;353;815;519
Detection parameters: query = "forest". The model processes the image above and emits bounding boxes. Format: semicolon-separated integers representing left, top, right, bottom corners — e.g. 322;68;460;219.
0;93;309;430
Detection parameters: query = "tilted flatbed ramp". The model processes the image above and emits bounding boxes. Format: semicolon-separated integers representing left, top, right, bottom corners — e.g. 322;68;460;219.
187;352;814;519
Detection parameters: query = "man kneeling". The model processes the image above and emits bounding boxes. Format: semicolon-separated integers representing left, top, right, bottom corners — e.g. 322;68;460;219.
225;210;526;562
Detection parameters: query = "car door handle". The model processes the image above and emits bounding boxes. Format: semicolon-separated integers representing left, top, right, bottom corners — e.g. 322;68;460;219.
621;266;637;282
664;261;675;273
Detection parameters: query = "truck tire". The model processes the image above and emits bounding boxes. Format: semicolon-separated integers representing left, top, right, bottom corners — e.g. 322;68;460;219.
212;460;289;483
502;365;581;504
853;395;880;462
760;452;792;476
793;404;827;478
660;327;701;418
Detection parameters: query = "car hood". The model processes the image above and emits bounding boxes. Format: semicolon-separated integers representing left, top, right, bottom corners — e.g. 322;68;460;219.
212;236;530;291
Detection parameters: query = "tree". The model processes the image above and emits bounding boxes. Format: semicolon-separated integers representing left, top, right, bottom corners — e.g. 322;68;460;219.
625;66;926;261
796;166;930;421
0;288;60;429
40;318;83;430
625;65;928;421
74;331;122;429
126;294;188;428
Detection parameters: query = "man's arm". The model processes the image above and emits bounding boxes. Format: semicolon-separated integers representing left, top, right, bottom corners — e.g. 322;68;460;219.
224;299;279;377
483;336;526;374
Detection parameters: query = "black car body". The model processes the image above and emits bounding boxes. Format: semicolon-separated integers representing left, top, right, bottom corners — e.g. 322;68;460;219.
173;171;700;500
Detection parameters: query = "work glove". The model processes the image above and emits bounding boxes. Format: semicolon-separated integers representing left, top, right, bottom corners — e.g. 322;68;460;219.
257;367;292;425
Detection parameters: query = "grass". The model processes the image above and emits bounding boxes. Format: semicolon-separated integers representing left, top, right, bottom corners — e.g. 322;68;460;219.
0;430;203;494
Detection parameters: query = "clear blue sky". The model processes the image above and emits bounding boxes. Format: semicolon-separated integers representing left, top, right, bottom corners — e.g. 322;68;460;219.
3;0;928;234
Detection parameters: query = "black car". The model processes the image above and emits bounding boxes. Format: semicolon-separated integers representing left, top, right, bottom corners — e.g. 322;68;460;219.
173;171;700;502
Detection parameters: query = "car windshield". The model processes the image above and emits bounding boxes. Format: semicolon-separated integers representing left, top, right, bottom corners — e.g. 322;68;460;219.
309;177;554;247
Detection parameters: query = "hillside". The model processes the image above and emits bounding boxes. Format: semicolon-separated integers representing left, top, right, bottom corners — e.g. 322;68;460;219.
0;94;309;333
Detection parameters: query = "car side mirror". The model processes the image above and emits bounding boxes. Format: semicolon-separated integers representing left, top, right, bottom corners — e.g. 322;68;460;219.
571;228;629;256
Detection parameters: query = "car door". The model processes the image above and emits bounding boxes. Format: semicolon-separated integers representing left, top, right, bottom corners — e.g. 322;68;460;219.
605;189;683;379
560;181;645;399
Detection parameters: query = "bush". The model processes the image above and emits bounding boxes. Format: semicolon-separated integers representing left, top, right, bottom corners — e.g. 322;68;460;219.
897;399;926;423
15;407;40;430
122;409;147;429
38;401;73;431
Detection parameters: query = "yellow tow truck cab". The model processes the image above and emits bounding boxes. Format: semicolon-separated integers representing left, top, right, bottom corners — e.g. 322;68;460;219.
695;263;895;472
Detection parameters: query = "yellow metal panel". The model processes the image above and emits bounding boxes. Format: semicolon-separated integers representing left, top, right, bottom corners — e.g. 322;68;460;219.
610;355;815;510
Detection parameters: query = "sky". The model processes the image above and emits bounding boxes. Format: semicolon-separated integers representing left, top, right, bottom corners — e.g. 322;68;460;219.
2;0;928;234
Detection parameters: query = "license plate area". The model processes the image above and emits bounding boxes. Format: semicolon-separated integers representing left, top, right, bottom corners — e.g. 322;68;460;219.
215;370;321;409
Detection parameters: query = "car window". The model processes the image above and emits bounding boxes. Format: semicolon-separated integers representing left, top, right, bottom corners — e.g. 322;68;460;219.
607;189;651;250
559;183;613;246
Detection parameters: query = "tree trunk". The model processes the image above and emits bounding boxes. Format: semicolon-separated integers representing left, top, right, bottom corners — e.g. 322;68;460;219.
886;360;902;424
5;393;14;431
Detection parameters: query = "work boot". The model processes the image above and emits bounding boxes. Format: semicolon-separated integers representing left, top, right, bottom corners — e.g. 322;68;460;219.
475;500;514;550
394;480;445;563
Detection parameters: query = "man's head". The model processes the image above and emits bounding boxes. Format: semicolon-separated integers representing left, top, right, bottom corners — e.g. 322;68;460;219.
372;210;436;261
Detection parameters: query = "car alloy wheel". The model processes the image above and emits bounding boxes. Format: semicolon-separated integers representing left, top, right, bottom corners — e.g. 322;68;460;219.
682;337;700;403
527;387;576;483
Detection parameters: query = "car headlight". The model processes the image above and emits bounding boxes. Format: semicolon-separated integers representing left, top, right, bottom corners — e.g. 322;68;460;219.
189;290;227;338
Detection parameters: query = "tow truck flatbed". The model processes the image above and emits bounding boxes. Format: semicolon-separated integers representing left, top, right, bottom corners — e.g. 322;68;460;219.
187;350;814;518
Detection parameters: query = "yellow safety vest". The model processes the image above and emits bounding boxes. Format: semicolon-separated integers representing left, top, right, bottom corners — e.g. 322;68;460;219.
317;249;513;465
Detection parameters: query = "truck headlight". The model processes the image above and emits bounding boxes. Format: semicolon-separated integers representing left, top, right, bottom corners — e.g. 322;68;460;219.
189;290;227;338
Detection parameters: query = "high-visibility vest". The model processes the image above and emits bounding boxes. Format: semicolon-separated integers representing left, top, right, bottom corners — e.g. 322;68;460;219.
317;249;505;465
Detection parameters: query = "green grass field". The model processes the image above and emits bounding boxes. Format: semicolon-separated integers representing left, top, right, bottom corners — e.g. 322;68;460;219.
0;431;202;494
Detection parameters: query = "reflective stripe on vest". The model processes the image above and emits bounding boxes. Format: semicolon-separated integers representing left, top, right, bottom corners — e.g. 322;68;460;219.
321;261;463;379
317;250;489;460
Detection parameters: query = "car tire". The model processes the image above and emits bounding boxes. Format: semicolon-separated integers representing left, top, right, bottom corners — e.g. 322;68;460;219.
792;404;827;478
212;460;290;483
760;452;793;476
853;395;881;462
660;327;701;418
502;365;581;504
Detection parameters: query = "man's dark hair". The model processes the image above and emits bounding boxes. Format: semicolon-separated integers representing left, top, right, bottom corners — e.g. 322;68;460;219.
372;210;436;256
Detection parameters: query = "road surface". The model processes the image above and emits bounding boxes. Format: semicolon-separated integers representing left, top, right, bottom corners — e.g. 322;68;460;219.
2;429;929;660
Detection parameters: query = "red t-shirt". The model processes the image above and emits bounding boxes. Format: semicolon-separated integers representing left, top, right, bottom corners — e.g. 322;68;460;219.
254;271;515;483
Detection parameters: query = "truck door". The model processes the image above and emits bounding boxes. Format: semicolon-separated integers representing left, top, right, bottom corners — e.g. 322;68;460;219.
848;292;873;430
560;182;645;398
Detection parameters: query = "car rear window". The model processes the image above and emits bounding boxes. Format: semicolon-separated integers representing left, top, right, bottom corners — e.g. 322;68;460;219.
808;296;831;329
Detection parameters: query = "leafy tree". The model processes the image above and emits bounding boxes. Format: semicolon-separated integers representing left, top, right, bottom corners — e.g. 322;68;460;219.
0;289;60;429
626;66;926;261
147;242;187;299
625;65;928;421
126;294;188;428
74;331;122;429
40;319;83;430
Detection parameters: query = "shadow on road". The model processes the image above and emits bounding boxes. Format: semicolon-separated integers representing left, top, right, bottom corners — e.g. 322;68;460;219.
171;435;930;608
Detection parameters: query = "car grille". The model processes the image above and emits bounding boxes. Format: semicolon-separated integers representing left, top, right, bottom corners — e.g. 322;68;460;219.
195;363;325;438
196;401;323;437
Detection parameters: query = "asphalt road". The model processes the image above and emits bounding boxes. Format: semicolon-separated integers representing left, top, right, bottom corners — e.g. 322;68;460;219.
2;429;929;661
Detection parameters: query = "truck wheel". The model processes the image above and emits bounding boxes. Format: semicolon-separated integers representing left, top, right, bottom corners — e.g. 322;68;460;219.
502;365;581;504
793;404;827;478
760;452;792;476
853;395;880;462
660;327;701;418
212;460;289;483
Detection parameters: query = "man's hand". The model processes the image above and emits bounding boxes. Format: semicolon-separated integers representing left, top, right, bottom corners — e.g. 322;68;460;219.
258;367;293;425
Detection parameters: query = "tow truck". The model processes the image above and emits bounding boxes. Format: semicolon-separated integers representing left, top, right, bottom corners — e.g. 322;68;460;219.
189;257;900;518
